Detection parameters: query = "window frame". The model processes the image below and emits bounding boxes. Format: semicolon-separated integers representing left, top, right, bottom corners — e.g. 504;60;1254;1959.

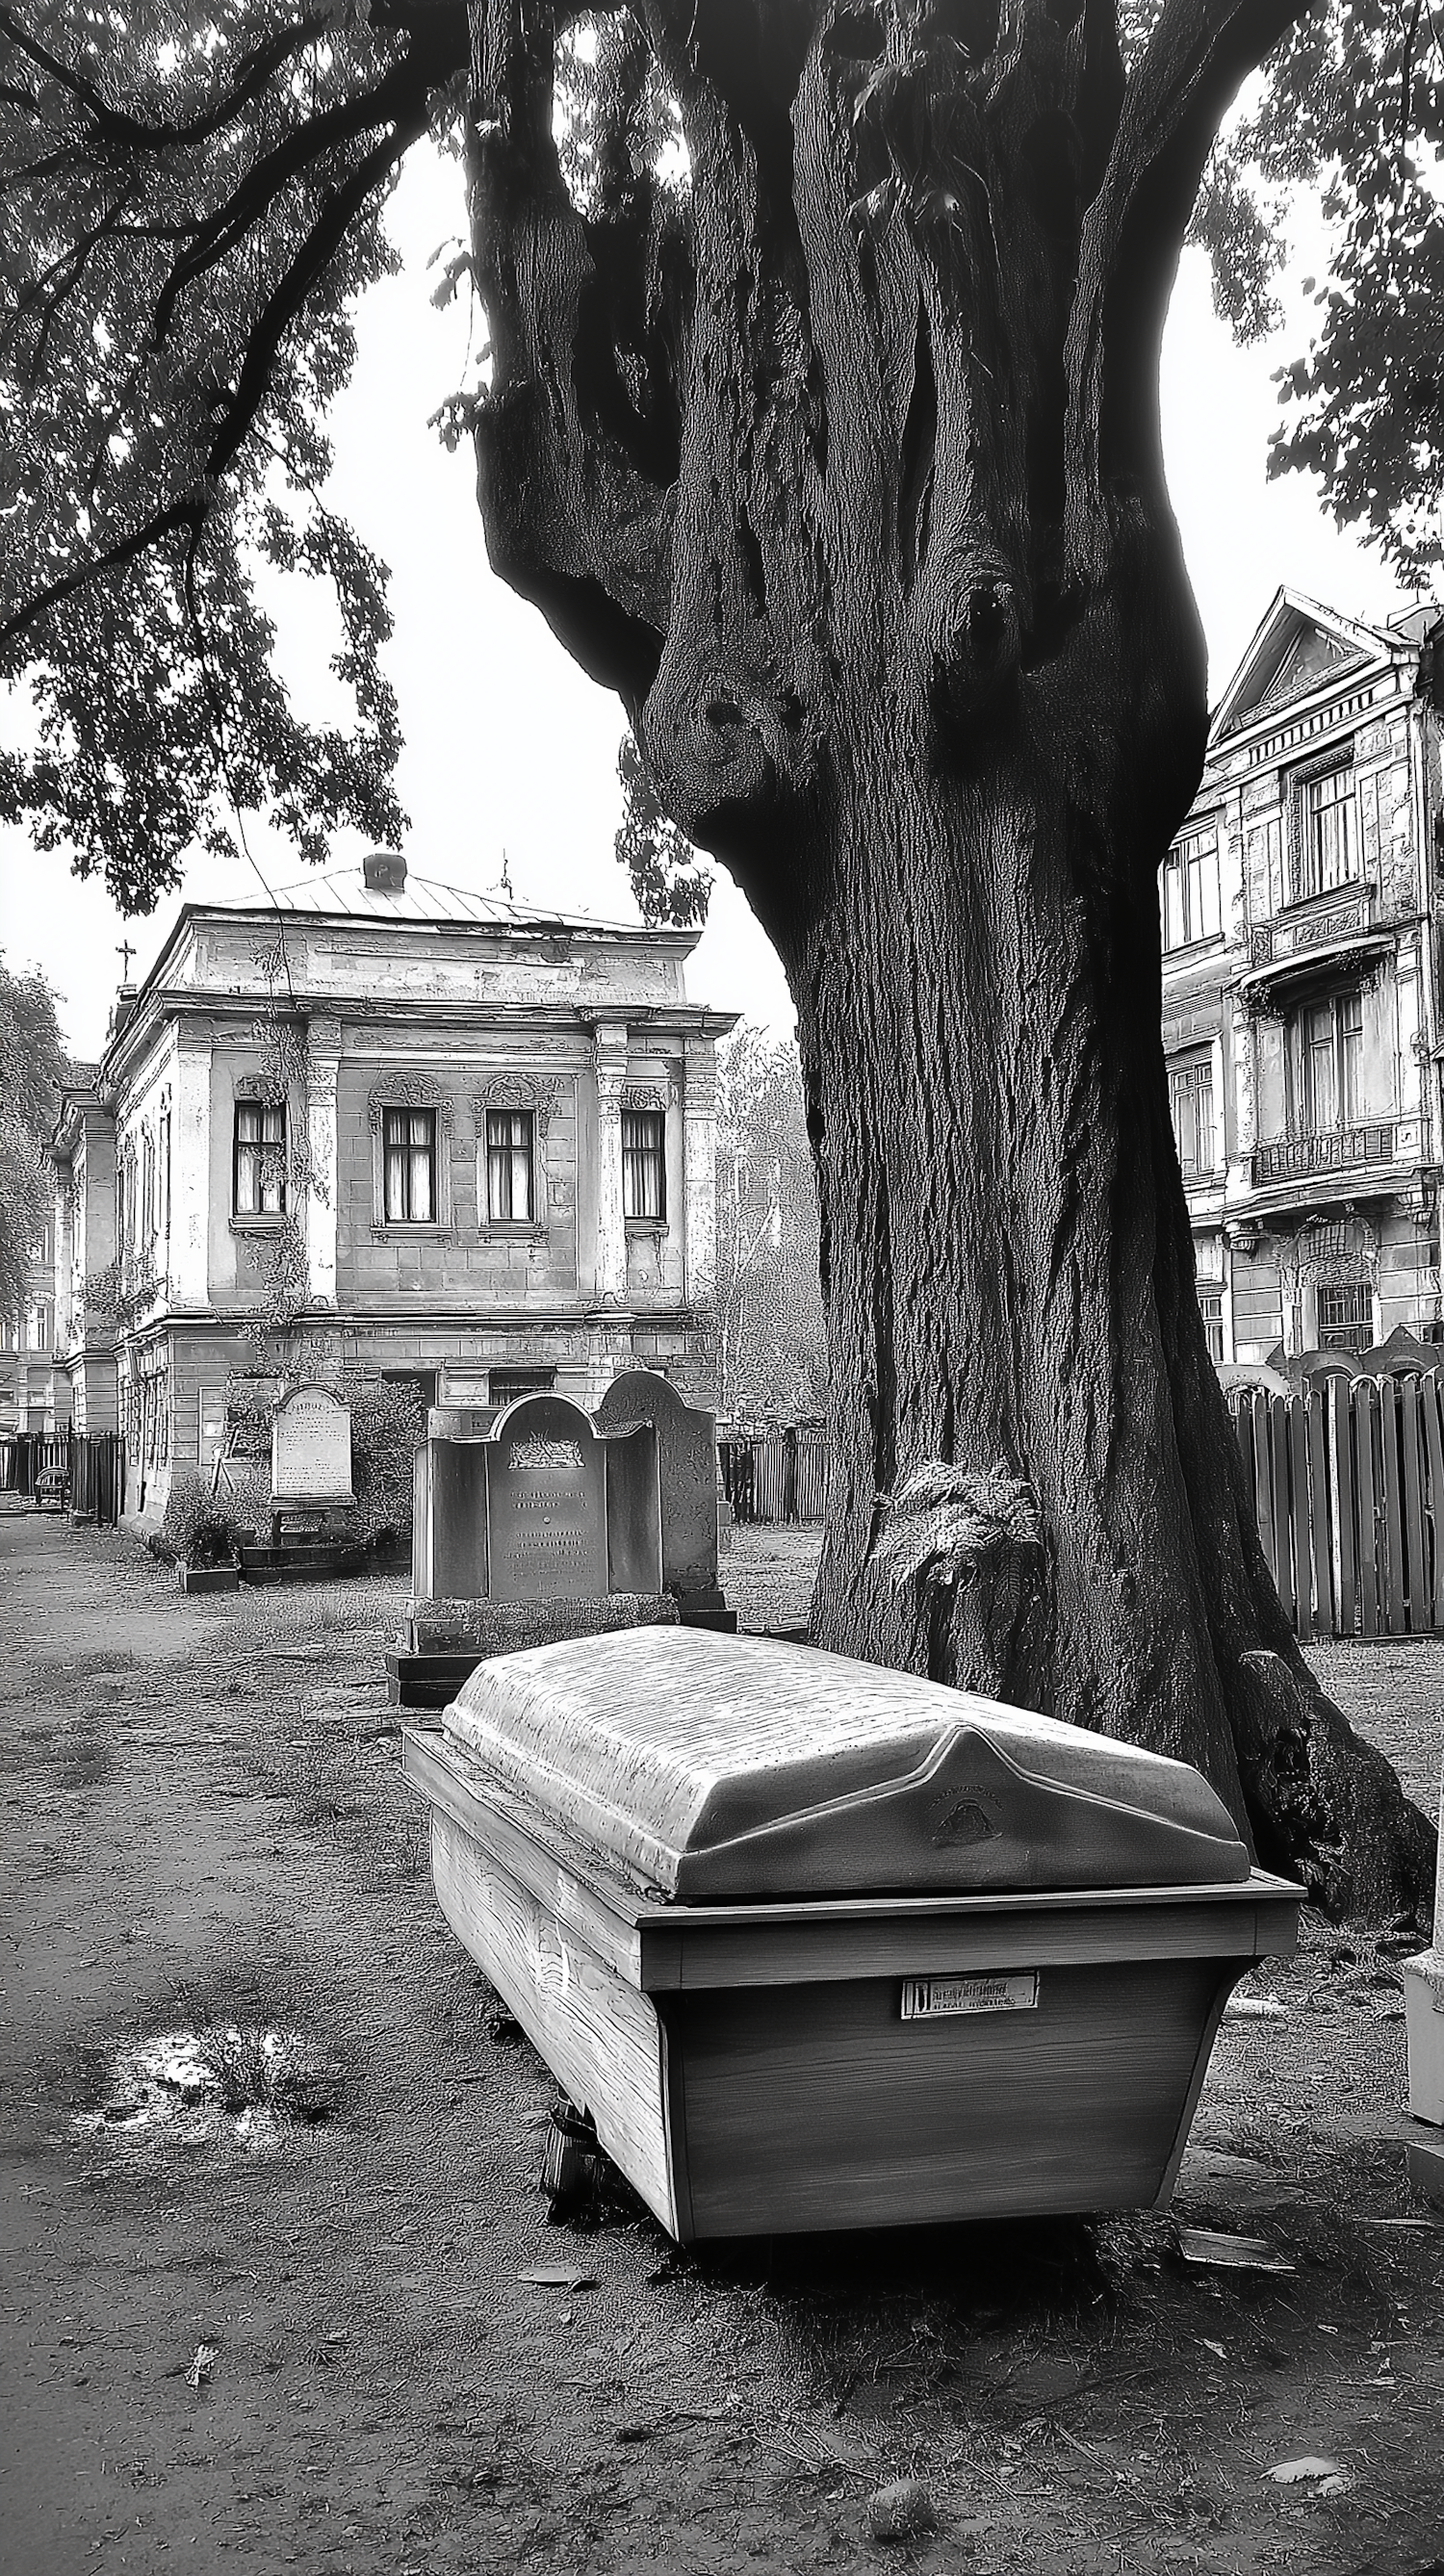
1160;823;1223;954
382;1104;439;1226
232;1097;287;1222
1299;762;1359;900
1316;1279;1373;1353
1168;1049;1217;1180
1286;989;1369;1138
484;1104;535;1226
622;1104;667;1224
1197;1285;1225;1363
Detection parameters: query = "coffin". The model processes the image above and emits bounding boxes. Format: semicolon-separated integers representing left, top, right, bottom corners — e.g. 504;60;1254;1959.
402;1629;1301;2241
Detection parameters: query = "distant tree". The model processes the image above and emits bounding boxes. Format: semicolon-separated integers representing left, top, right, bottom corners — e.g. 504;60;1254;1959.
713;1027;826;1423
614;730;712;925
0;957;69;1322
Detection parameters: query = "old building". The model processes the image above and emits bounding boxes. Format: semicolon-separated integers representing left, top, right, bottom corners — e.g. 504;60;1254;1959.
0;1216;59;1434
50;855;737;1520
1162;589;1444;1364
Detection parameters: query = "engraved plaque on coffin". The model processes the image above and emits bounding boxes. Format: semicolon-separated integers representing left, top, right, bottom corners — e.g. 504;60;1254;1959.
485;1395;607;1604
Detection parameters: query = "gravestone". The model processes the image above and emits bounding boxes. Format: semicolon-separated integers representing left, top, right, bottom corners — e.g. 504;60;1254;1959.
271;1382;354;1540
486;1396;610;1604
397;1391;667;1697
595;1369;730;1620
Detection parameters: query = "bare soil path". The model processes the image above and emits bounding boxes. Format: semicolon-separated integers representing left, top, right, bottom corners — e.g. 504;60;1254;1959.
2;1506;1442;2575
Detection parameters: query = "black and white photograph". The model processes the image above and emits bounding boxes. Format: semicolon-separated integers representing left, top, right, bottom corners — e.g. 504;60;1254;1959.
2;5;1443;2568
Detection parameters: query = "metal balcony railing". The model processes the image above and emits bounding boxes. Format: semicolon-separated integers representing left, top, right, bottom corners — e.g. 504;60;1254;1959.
1251;1121;1402;1184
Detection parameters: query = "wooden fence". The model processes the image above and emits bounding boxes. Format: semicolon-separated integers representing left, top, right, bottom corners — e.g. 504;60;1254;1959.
1229;1372;1444;1640
720;1429;828;1525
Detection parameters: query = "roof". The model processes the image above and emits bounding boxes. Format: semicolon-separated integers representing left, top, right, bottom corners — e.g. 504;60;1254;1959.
234;863;640;936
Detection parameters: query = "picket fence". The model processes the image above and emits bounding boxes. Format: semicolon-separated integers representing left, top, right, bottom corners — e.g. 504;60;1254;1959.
720;1428;828;1525
1228;1371;1444;1640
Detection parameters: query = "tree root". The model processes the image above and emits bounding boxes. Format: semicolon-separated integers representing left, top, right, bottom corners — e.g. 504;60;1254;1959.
1232;1649;1436;1929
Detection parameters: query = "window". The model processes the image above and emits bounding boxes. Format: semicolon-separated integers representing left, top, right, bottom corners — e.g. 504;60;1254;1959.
1290;991;1364;1134
622;1107;665;1221
1198;1287;1224;1363
234;1100;286;1217
383;1106;436;1223
1300;764;1357;898
1317;1281;1372;1353
1169;1052;1216;1178
1160;826;1222;952
485;1107;534;1223
488;1366;556;1405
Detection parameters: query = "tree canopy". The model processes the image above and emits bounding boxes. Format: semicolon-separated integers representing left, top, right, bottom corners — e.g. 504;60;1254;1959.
0;2;1440;918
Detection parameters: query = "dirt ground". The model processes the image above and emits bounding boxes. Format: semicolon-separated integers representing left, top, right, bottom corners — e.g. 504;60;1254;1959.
3;1507;1443;2576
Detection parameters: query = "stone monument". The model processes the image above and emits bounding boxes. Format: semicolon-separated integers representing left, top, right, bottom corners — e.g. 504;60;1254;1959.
393;1391;673;1705
271;1382;354;1543
595;1368;734;1627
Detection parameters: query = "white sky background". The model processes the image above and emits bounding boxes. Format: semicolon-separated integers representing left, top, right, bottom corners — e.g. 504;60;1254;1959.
0;142;1420;1063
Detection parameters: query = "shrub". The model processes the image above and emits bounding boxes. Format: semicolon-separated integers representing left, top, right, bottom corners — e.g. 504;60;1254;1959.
348;1378;427;1549
161;1470;247;1569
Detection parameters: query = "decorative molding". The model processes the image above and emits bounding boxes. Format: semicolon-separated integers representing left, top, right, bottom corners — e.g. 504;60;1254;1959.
471;1074;563;1139
621;1083;665;1113
307;1015;344;1055
234;1071;289;1106
366;1071;454;1137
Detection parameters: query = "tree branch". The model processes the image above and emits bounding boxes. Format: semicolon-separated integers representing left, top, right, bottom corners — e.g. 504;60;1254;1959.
0;497;204;653
0;8;332;154
1064;0;1312;571
467;0;679;701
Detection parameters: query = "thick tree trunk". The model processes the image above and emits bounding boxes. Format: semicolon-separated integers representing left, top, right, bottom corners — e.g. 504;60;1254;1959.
769;608;1433;1926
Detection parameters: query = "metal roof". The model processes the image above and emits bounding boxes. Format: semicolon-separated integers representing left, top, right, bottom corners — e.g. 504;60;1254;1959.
233;863;639;934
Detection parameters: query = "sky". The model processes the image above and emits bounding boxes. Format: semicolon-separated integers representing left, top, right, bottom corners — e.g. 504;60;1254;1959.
0;141;1421;1067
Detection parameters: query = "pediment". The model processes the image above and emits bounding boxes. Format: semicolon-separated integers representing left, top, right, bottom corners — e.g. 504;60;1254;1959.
1213;590;1392;742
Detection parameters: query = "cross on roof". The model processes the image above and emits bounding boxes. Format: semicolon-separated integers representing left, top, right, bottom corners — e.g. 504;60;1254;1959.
116;940;136;979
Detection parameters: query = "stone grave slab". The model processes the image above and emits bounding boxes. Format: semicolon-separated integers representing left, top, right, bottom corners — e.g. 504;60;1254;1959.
271;1382;353;1507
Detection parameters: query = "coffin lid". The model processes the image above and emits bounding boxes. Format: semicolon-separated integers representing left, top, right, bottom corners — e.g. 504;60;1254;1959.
442;1629;1251;1901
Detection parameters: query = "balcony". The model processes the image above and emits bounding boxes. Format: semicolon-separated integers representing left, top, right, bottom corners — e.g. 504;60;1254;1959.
1251;1120;1413;1187
1240;886;1394;1012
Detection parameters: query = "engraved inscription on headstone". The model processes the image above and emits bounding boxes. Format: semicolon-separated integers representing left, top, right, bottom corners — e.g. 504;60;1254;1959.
271;1383;354;1507
485;1395;607;1604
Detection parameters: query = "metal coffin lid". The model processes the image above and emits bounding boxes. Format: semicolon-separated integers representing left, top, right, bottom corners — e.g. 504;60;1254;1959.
442;1628;1251;1902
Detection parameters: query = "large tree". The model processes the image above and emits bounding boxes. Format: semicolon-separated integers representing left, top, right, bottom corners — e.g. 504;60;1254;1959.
2;0;1441;1917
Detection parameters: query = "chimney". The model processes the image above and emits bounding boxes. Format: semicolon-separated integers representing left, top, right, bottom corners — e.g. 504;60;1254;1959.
363;849;407;893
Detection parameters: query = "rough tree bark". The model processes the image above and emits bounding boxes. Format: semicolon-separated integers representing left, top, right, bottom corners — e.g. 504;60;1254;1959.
465;0;1436;1923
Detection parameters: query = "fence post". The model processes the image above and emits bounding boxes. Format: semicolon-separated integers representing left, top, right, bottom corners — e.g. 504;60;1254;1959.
1380;1376;1406;1636
1306;1385;1332;1636
1355;1378;1380;1637
1328;1375;1356;1636
1402;1376;1428;1633
1423;1374;1444;1628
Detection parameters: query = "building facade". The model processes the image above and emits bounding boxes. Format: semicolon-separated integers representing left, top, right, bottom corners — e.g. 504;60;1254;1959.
50;856;736;1520
0;1217;59;1434
1162;590;1444;1365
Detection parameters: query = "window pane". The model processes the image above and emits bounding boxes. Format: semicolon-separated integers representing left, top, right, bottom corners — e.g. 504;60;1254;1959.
622;1109;664;1220
1305;768;1356;896
1161;858;1185;951
486;1109;533;1221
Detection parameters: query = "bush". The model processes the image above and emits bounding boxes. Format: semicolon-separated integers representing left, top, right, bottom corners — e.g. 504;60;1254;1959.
348;1379;427;1549
160;1470;247;1569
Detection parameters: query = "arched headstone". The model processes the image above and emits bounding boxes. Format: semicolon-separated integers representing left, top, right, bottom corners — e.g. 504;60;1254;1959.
596;1370;726;1614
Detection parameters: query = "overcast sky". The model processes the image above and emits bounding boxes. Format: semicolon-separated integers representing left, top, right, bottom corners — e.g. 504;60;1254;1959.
0;143;1417;1065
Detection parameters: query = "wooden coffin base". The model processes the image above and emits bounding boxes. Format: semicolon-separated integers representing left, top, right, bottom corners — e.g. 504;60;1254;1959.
404;1729;1301;2244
